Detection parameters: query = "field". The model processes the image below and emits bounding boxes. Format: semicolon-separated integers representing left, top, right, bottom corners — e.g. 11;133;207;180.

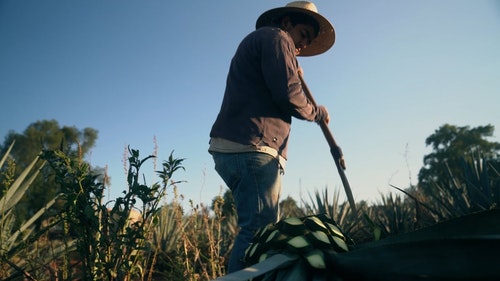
1;144;499;280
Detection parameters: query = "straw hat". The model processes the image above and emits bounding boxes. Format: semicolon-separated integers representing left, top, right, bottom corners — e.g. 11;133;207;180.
255;1;335;56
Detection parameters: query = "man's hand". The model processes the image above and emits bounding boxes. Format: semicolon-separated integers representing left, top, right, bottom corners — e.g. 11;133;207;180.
316;105;330;124
298;66;304;77
324;111;330;124
298;67;330;124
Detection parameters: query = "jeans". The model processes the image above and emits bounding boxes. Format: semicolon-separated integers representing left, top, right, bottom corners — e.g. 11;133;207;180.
212;152;282;273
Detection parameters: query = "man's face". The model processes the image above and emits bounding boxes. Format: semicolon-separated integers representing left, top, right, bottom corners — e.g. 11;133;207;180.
287;23;316;55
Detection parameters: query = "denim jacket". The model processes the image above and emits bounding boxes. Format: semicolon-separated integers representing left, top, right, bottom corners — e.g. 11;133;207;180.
209;26;327;159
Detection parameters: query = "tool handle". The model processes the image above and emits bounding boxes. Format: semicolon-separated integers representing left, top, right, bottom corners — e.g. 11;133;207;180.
299;74;345;168
298;73;357;213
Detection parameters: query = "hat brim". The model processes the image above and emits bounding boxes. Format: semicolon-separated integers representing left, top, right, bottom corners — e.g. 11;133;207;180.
255;6;335;56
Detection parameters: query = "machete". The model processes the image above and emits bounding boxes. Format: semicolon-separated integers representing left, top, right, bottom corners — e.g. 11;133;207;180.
299;73;357;213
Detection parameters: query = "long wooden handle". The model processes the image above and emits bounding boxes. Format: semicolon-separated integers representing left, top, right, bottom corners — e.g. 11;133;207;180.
299;74;357;213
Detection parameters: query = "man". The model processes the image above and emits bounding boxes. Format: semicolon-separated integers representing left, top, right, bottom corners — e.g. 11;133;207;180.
209;1;335;273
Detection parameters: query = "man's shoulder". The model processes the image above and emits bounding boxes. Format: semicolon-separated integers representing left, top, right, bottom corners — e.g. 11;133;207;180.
245;26;285;39
240;27;288;49
255;26;285;35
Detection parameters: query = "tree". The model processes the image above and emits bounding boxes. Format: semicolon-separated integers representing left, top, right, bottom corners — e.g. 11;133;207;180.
417;124;500;197
0;119;99;224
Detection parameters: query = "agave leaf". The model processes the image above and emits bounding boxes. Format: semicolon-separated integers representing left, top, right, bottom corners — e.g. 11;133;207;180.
10;238;77;278
461;156;495;210
37;239;77;267
7;195;60;247
0;155;44;214
152;204;186;253
0;141;15;169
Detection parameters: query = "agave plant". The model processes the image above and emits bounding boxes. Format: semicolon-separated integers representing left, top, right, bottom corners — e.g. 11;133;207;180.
420;154;499;220
0;142;68;279
148;201;187;280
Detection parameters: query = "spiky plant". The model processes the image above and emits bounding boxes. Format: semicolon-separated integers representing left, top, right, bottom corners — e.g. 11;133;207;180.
0;142;68;280
302;188;365;242
420;153;499;220
148;200;186;280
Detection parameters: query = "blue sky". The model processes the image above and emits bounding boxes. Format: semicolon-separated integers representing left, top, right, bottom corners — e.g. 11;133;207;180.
1;0;499;207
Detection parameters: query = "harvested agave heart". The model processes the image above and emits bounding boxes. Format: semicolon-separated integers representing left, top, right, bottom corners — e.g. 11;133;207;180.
265;229;289;247
254;223;277;243
307;230;332;249
305;249;327;269
330;235;349;252
244;241;269;265
277;217;306;236
243;214;353;268
287;235;313;253
303;215;328;232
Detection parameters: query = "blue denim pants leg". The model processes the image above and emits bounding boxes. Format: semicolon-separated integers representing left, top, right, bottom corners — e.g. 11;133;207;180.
212;152;282;273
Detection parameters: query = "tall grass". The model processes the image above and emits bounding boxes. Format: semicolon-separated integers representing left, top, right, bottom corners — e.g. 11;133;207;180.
154;193;237;280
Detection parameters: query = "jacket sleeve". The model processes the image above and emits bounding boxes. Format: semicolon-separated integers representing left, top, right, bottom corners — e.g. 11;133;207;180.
260;30;323;122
